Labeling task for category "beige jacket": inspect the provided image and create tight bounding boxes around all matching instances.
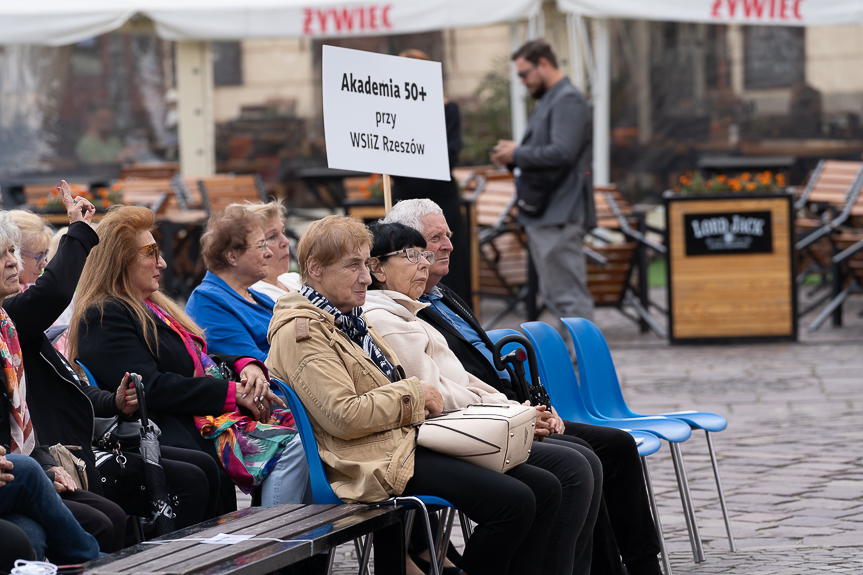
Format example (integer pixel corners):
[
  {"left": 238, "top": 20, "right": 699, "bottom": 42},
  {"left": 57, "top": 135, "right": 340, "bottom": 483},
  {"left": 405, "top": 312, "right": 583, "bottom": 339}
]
[
  {"left": 266, "top": 292, "right": 425, "bottom": 503},
  {"left": 364, "top": 290, "right": 511, "bottom": 411}
]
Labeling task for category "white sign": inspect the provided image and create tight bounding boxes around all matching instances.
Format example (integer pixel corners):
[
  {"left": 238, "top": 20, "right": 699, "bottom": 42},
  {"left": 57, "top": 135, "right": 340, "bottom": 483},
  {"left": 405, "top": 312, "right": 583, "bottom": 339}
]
[{"left": 322, "top": 45, "right": 450, "bottom": 181}]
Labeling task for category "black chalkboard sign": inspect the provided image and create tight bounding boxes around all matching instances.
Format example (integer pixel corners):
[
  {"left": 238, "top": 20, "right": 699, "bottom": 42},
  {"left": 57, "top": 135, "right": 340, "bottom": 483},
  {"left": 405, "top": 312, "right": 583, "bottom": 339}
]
[
  {"left": 684, "top": 210, "right": 773, "bottom": 256},
  {"left": 745, "top": 26, "right": 804, "bottom": 89}
]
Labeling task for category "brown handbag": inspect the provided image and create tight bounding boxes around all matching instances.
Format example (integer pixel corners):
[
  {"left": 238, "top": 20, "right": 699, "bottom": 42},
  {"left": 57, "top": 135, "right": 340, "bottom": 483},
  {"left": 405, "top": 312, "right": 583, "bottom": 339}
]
[{"left": 48, "top": 444, "right": 89, "bottom": 491}]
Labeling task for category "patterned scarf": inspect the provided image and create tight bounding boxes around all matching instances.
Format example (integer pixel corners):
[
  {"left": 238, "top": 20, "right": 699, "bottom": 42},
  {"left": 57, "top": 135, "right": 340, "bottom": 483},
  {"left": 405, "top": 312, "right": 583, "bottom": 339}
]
[
  {"left": 144, "top": 300, "right": 296, "bottom": 494},
  {"left": 1, "top": 308, "right": 34, "bottom": 455},
  {"left": 300, "top": 285, "right": 394, "bottom": 379}
]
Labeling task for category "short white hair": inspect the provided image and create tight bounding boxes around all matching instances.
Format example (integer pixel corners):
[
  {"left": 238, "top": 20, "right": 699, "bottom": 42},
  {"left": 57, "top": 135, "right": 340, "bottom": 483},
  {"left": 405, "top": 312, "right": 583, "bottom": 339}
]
[
  {"left": 0, "top": 211, "right": 24, "bottom": 269},
  {"left": 381, "top": 199, "right": 443, "bottom": 235}
]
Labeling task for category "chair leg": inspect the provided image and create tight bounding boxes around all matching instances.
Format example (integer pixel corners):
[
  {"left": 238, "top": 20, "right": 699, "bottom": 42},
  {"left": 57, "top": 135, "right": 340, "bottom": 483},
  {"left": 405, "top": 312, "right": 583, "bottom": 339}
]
[
  {"left": 669, "top": 442, "right": 705, "bottom": 563},
  {"left": 435, "top": 509, "right": 456, "bottom": 574},
  {"left": 641, "top": 457, "right": 672, "bottom": 575},
  {"left": 807, "top": 283, "right": 853, "bottom": 331},
  {"left": 356, "top": 533, "right": 374, "bottom": 575},
  {"left": 404, "top": 509, "right": 417, "bottom": 546},
  {"left": 459, "top": 511, "right": 473, "bottom": 541},
  {"left": 132, "top": 515, "right": 145, "bottom": 544},
  {"left": 394, "top": 497, "right": 442, "bottom": 575},
  {"left": 325, "top": 547, "right": 336, "bottom": 575},
  {"left": 705, "top": 431, "right": 736, "bottom": 552}
]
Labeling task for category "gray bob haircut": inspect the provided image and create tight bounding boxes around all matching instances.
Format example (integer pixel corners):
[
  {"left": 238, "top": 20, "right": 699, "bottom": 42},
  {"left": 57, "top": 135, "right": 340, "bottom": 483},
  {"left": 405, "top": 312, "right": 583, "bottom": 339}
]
[
  {"left": 381, "top": 199, "right": 443, "bottom": 235},
  {"left": 0, "top": 211, "right": 23, "bottom": 267}
]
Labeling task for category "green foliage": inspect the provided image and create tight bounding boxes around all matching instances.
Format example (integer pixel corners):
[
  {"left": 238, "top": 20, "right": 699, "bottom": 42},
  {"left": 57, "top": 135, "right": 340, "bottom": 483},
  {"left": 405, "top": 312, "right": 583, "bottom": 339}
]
[{"left": 460, "top": 58, "right": 513, "bottom": 166}]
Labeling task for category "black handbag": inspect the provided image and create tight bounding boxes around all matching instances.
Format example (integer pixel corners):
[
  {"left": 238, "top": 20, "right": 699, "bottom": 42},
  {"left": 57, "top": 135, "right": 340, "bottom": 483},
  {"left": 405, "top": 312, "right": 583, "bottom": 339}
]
[{"left": 515, "top": 167, "right": 570, "bottom": 218}]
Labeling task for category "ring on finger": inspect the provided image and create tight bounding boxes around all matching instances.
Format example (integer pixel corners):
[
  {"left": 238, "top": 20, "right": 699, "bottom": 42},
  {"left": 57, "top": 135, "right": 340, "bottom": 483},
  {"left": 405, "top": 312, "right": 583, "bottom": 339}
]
[{"left": 72, "top": 197, "right": 79, "bottom": 204}]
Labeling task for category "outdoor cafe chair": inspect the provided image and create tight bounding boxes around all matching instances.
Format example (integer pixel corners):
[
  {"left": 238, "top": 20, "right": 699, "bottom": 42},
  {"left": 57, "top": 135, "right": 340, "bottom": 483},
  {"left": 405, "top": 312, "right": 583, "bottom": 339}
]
[
  {"left": 272, "top": 378, "right": 460, "bottom": 575},
  {"left": 487, "top": 328, "right": 673, "bottom": 575},
  {"left": 519, "top": 320, "right": 706, "bottom": 564},
  {"left": 561, "top": 318, "right": 736, "bottom": 554}
]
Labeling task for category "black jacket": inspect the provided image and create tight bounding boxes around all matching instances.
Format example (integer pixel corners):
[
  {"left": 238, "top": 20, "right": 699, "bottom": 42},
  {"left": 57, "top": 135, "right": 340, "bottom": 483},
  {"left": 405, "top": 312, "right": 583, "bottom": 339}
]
[
  {"left": 76, "top": 298, "right": 244, "bottom": 462},
  {"left": 1, "top": 222, "right": 113, "bottom": 483},
  {"left": 417, "top": 284, "right": 521, "bottom": 402}
]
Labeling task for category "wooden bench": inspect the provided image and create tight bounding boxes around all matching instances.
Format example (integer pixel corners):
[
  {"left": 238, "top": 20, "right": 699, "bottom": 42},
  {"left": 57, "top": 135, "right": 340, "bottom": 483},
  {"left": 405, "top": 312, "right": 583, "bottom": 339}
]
[
  {"left": 196, "top": 174, "right": 268, "bottom": 217},
  {"left": 83, "top": 504, "right": 404, "bottom": 575}
]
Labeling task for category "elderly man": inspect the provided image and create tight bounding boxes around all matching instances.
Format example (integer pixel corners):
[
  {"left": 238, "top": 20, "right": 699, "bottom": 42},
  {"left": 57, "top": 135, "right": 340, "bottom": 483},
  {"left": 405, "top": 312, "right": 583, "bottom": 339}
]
[{"left": 383, "top": 198, "right": 663, "bottom": 575}]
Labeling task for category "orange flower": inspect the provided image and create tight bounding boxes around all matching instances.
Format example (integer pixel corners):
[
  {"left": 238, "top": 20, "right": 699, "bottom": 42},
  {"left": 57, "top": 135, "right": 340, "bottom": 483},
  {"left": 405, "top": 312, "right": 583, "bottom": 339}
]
[
  {"left": 717, "top": 174, "right": 727, "bottom": 182},
  {"left": 101, "top": 199, "right": 110, "bottom": 208},
  {"left": 747, "top": 182, "right": 756, "bottom": 191},
  {"left": 776, "top": 174, "right": 786, "bottom": 187},
  {"left": 741, "top": 172, "right": 751, "bottom": 181}
]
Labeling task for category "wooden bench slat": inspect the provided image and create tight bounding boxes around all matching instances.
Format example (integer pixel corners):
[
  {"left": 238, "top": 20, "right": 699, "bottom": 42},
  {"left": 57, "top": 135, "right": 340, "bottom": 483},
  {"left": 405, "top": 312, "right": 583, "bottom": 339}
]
[{"left": 87, "top": 505, "right": 317, "bottom": 573}]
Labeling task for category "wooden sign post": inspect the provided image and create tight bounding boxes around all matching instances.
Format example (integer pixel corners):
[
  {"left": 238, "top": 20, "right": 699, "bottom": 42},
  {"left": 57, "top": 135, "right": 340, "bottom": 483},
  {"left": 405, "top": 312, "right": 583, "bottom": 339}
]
[{"left": 321, "top": 45, "right": 450, "bottom": 215}]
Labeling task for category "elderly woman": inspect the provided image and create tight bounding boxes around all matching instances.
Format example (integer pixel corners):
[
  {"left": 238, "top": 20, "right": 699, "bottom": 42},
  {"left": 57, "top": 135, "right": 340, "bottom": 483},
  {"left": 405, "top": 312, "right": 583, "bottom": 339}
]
[
  {"left": 69, "top": 205, "right": 309, "bottom": 512},
  {"left": 8, "top": 210, "right": 53, "bottom": 291},
  {"left": 363, "top": 222, "right": 602, "bottom": 575},
  {"left": 266, "top": 215, "right": 562, "bottom": 575},
  {"left": 186, "top": 206, "right": 276, "bottom": 362},
  {"left": 243, "top": 200, "right": 302, "bottom": 301},
  {"left": 0, "top": 197, "right": 102, "bottom": 561}
]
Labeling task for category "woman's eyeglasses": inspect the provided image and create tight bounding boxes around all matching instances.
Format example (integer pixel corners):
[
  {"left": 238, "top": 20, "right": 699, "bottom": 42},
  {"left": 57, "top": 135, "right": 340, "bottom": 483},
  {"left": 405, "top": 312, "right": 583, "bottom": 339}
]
[
  {"left": 381, "top": 248, "right": 434, "bottom": 265},
  {"left": 139, "top": 243, "right": 161, "bottom": 260},
  {"left": 243, "top": 241, "right": 270, "bottom": 253},
  {"left": 21, "top": 250, "right": 50, "bottom": 265}
]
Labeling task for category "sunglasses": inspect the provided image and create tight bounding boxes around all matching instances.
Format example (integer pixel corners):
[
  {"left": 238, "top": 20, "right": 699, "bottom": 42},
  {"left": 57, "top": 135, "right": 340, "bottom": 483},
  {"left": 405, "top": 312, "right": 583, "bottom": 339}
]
[
  {"left": 139, "top": 242, "right": 161, "bottom": 260},
  {"left": 21, "top": 250, "right": 50, "bottom": 265},
  {"left": 516, "top": 65, "right": 536, "bottom": 80},
  {"left": 381, "top": 248, "right": 435, "bottom": 265}
]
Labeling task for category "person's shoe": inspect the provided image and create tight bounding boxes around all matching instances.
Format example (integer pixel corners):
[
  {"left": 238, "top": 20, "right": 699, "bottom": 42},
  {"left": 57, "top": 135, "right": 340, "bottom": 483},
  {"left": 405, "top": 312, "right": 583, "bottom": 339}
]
[{"left": 409, "top": 554, "right": 463, "bottom": 575}]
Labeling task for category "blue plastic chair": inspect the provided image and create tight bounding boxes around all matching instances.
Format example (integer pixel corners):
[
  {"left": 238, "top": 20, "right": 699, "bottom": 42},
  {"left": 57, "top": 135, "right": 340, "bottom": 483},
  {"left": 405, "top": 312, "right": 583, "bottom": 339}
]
[
  {"left": 520, "top": 321, "right": 706, "bottom": 565},
  {"left": 487, "top": 328, "right": 672, "bottom": 575},
  {"left": 272, "top": 378, "right": 457, "bottom": 575},
  {"left": 75, "top": 359, "right": 98, "bottom": 387},
  {"left": 562, "top": 317, "right": 736, "bottom": 553}
]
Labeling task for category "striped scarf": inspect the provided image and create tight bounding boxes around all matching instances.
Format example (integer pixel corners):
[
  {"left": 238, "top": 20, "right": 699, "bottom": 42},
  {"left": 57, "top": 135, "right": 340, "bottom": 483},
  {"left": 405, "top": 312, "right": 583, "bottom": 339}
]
[
  {"left": 1, "top": 308, "right": 34, "bottom": 455},
  {"left": 300, "top": 285, "right": 394, "bottom": 379},
  {"left": 145, "top": 300, "right": 296, "bottom": 494}
]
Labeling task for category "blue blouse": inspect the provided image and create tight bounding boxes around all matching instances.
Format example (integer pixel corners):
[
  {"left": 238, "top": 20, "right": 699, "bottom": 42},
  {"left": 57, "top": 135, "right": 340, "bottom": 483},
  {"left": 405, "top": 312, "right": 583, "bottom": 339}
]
[{"left": 185, "top": 271, "right": 275, "bottom": 362}]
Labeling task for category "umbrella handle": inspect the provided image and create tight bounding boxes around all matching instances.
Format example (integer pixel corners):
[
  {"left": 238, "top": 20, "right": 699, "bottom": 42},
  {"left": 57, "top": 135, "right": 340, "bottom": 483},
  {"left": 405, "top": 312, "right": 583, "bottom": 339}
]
[{"left": 130, "top": 373, "right": 149, "bottom": 428}]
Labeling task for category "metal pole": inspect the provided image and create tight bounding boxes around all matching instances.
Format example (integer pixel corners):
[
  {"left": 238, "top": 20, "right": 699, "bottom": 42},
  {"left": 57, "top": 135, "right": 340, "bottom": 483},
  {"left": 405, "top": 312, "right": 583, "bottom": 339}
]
[
  {"left": 510, "top": 22, "right": 528, "bottom": 143},
  {"left": 592, "top": 18, "right": 611, "bottom": 185}
]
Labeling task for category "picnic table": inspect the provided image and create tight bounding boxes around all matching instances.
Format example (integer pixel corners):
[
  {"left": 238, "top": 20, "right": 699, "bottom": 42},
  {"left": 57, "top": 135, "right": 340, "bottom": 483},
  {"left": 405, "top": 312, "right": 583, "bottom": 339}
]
[{"left": 84, "top": 503, "right": 405, "bottom": 575}]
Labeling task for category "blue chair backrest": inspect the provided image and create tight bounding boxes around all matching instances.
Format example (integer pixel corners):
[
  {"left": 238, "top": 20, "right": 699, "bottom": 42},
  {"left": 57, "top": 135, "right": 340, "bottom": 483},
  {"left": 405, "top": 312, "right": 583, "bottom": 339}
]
[
  {"left": 519, "top": 322, "right": 602, "bottom": 422},
  {"left": 562, "top": 318, "right": 637, "bottom": 420},
  {"left": 270, "top": 378, "right": 342, "bottom": 505},
  {"left": 75, "top": 359, "right": 98, "bottom": 387},
  {"left": 486, "top": 328, "right": 535, "bottom": 385}
]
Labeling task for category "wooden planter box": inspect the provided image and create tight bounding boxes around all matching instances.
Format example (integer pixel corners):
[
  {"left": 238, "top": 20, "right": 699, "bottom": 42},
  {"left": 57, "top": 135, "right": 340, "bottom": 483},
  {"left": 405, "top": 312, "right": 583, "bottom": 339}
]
[{"left": 665, "top": 192, "right": 797, "bottom": 344}]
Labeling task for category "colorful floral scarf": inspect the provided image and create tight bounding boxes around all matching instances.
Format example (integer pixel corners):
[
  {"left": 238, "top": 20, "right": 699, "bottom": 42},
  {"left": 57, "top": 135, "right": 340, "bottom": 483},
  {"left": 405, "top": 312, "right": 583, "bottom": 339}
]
[
  {"left": 1, "top": 308, "right": 34, "bottom": 455},
  {"left": 300, "top": 285, "right": 394, "bottom": 379},
  {"left": 145, "top": 300, "right": 296, "bottom": 494}
]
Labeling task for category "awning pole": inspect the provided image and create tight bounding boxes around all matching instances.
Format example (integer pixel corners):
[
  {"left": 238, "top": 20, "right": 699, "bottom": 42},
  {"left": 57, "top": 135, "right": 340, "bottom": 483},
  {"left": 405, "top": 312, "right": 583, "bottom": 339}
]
[
  {"left": 176, "top": 41, "right": 215, "bottom": 177},
  {"left": 592, "top": 18, "right": 610, "bottom": 186},
  {"left": 510, "top": 22, "right": 528, "bottom": 143}
]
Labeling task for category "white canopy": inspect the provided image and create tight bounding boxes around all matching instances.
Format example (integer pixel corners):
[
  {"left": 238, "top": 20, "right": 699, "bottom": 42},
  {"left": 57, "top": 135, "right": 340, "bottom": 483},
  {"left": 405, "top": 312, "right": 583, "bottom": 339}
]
[
  {"left": 556, "top": 0, "right": 863, "bottom": 26},
  {"left": 0, "top": 0, "right": 540, "bottom": 45}
]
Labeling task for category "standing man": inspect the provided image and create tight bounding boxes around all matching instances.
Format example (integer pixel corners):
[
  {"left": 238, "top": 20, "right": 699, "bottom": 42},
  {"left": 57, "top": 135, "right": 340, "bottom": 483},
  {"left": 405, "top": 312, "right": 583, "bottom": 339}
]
[
  {"left": 383, "top": 198, "right": 663, "bottom": 575},
  {"left": 492, "top": 39, "right": 596, "bottom": 322}
]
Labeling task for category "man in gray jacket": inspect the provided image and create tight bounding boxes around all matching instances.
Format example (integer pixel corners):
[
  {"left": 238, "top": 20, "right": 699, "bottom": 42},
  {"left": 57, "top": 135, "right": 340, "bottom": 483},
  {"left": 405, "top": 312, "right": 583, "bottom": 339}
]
[{"left": 493, "top": 39, "right": 597, "bottom": 321}]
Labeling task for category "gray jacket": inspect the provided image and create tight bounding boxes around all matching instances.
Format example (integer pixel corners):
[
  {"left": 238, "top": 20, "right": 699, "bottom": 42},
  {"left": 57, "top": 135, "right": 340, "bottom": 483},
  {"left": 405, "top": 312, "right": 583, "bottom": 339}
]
[{"left": 515, "top": 76, "right": 596, "bottom": 229}]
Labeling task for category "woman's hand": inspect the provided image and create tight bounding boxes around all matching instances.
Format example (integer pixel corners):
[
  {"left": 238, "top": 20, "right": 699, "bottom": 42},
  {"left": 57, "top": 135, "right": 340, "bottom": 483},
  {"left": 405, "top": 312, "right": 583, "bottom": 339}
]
[
  {"left": 550, "top": 406, "right": 566, "bottom": 435},
  {"left": 532, "top": 404, "right": 554, "bottom": 440},
  {"left": 115, "top": 372, "right": 139, "bottom": 415},
  {"left": 0, "top": 446, "right": 13, "bottom": 487},
  {"left": 58, "top": 180, "right": 95, "bottom": 226},
  {"left": 420, "top": 380, "right": 443, "bottom": 418},
  {"left": 49, "top": 466, "right": 77, "bottom": 493},
  {"left": 239, "top": 363, "right": 269, "bottom": 404}
]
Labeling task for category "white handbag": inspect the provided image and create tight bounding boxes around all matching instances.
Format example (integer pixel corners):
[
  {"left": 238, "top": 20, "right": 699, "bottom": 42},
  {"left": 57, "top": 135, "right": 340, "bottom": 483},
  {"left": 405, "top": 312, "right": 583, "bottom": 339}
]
[{"left": 416, "top": 404, "right": 536, "bottom": 473}]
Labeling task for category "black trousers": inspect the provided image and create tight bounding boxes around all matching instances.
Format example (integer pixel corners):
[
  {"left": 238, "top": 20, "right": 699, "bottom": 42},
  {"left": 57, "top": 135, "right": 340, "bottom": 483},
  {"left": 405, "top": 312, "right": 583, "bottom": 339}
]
[
  {"left": 528, "top": 438, "right": 602, "bottom": 575},
  {"left": 62, "top": 489, "right": 126, "bottom": 553},
  {"left": 403, "top": 446, "right": 561, "bottom": 575},
  {"left": 557, "top": 422, "right": 662, "bottom": 575},
  {"left": 102, "top": 445, "right": 220, "bottom": 530},
  {"left": 0, "top": 518, "right": 37, "bottom": 571}
]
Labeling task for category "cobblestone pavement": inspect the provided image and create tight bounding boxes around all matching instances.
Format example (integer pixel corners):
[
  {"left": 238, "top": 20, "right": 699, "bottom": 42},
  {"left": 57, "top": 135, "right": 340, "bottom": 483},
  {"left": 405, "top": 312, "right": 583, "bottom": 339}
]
[{"left": 253, "top": 288, "right": 863, "bottom": 574}]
